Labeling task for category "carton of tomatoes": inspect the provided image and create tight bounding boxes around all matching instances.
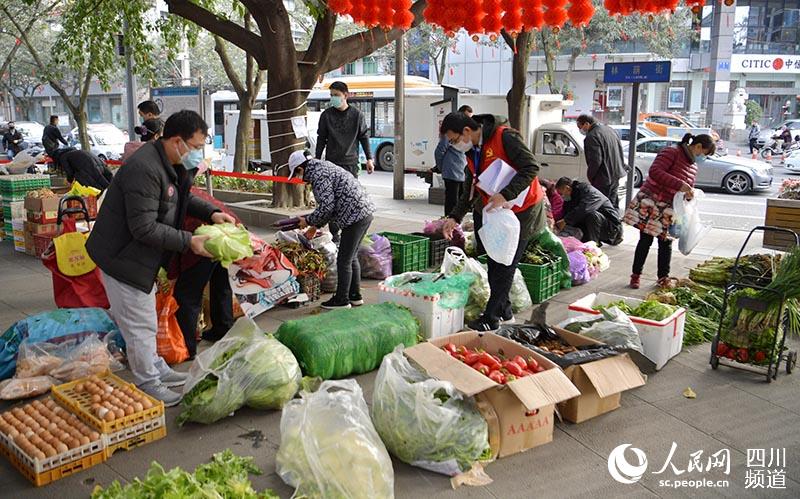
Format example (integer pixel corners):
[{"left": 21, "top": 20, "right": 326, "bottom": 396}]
[{"left": 405, "top": 331, "right": 580, "bottom": 458}]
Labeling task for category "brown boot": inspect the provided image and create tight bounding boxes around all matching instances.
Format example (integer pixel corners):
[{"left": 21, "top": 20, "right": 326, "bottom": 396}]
[{"left": 629, "top": 274, "right": 641, "bottom": 289}]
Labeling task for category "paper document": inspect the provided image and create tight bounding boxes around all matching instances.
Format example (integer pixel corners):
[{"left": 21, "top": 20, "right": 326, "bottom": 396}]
[
  {"left": 477, "top": 159, "right": 529, "bottom": 207},
  {"left": 291, "top": 116, "right": 308, "bottom": 138}
]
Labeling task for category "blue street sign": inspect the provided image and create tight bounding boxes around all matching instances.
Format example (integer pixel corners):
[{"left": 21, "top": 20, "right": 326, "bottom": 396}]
[
  {"left": 603, "top": 61, "right": 672, "bottom": 83},
  {"left": 718, "top": 61, "right": 730, "bottom": 71}
]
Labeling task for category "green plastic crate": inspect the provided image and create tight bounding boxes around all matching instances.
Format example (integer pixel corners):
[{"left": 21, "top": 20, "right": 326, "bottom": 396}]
[
  {"left": 478, "top": 254, "right": 562, "bottom": 304},
  {"left": 380, "top": 232, "right": 429, "bottom": 274},
  {"left": 0, "top": 175, "right": 50, "bottom": 196}
]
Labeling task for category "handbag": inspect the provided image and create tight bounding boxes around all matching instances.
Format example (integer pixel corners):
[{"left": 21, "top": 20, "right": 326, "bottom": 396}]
[{"left": 156, "top": 288, "right": 189, "bottom": 365}]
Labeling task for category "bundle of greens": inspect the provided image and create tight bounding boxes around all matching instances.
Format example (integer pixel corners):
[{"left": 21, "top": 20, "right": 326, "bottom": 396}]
[
  {"left": 92, "top": 450, "right": 278, "bottom": 498},
  {"left": 371, "top": 350, "right": 491, "bottom": 476},
  {"left": 592, "top": 300, "right": 633, "bottom": 315},
  {"left": 274, "top": 241, "right": 327, "bottom": 280},
  {"left": 689, "top": 254, "right": 779, "bottom": 287},
  {"left": 593, "top": 300, "right": 676, "bottom": 321},
  {"left": 522, "top": 243, "right": 559, "bottom": 266},
  {"left": 648, "top": 283, "right": 725, "bottom": 345},
  {"left": 178, "top": 318, "right": 301, "bottom": 426},
  {"left": 194, "top": 223, "right": 254, "bottom": 268}
]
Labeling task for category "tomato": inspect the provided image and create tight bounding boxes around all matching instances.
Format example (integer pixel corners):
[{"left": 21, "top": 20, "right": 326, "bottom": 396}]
[
  {"left": 463, "top": 352, "right": 481, "bottom": 365},
  {"left": 456, "top": 346, "right": 468, "bottom": 355},
  {"left": 443, "top": 343, "right": 457, "bottom": 354},
  {"left": 520, "top": 370, "right": 534, "bottom": 377},
  {"left": 738, "top": 348, "right": 749, "bottom": 363},
  {"left": 716, "top": 343, "right": 728, "bottom": 357},
  {"left": 472, "top": 362, "right": 490, "bottom": 376},
  {"left": 754, "top": 351, "right": 766, "bottom": 363},
  {"left": 479, "top": 352, "right": 501, "bottom": 370},
  {"left": 454, "top": 354, "right": 466, "bottom": 363},
  {"left": 526, "top": 356, "right": 540, "bottom": 372},
  {"left": 512, "top": 355, "right": 527, "bottom": 369},
  {"left": 488, "top": 370, "right": 506, "bottom": 384},
  {"left": 502, "top": 361, "right": 524, "bottom": 377}
]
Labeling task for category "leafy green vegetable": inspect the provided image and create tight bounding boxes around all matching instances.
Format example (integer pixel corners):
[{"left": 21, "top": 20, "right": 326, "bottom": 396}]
[
  {"left": 631, "top": 301, "right": 677, "bottom": 321},
  {"left": 592, "top": 300, "right": 633, "bottom": 315},
  {"left": 92, "top": 449, "right": 278, "bottom": 498},
  {"left": 371, "top": 350, "right": 490, "bottom": 475},
  {"left": 195, "top": 223, "right": 253, "bottom": 268}
]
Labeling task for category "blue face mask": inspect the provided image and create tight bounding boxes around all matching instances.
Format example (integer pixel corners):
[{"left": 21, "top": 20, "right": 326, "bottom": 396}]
[
  {"left": 695, "top": 154, "right": 707, "bottom": 163},
  {"left": 330, "top": 95, "right": 343, "bottom": 109},
  {"left": 181, "top": 146, "right": 204, "bottom": 170},
  {"left": 562, "top": 194, "right": 571, "bottom": 202}
]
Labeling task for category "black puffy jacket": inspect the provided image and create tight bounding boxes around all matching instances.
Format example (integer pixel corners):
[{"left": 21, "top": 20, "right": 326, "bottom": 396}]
[{"left": 86, "top": 141, "right": 218, "bottom": 292}]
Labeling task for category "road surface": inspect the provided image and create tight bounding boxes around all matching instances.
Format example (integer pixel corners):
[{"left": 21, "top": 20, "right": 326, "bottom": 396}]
[{"left": 360, "top": 162, "right": 798, "bottom": 232}]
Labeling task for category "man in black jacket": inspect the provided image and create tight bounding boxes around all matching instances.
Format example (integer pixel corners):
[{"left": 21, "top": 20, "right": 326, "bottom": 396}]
[
  {"left": 2, "top": 122, "right": 24, "bottom": 159},
  {"left": 42, "top": 115, "right": 68, "bottom": 156},
  {"left": 315, "top": 81, "right": 374, "bottom": 177},
  {"left": 577, "top": 114, "right": 626, "bottom": 208},
  {"left": 86, "top": 110, "right": 235, "bottom": 406},
  {"left": 52, "top": 149, "right": 114, "bottom": 191},
  {"left": 555, "top": 177, "right": 623, "bottom": 246}
]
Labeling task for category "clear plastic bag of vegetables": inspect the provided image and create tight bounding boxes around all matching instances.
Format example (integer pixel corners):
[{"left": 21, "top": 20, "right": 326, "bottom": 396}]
[
  {"left": 510, "top": 269, "right": 532, "bottom": 313},
  {"left": 371, "top": 349, "right": 491, "bottom": 477},
  {"left": 559, "top": 307, "right": 644, "bottom": 354},
  {"left": 276, "top": 379, "right": 395, "bottom": 499},
  {"left": 194, "top": 223, "right": 254, "bottom": 268},
  {"left": 441, "top": 247, "right": 490, "bottom": 322},
  {"left": 178, "top": 317, "right": 301, "bottom": 426}
]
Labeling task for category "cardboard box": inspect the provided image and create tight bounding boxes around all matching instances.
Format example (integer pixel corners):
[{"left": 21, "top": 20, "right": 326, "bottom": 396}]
[
  {"left": 24, "top": 221, "right": 58, "bottom": 236},
  {"left": 567, "top": 292, "right": 686, "bottom": 371},
  {"left": 405, "top": 331, "right": 580, "bottom": 458},
  {"left": 25, "top": 195, "right": 60, "bottom": 224},
  {"left": 550, "top": 328, "right": 646, "bottom": 423}
]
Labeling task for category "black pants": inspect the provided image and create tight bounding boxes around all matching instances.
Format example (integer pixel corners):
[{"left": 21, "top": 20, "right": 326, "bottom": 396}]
[
  {"left": 597, "top": 182, "right": 619, "bottom": 209},
  {"left": 749, "top": 138, "right": 758, "bottom": 154},
  {"left": 632, "top": 231, "right": 673, "bottom": 279},
  {"left": 443, "top": 178, "right": 463, "bottom": 217},
  {"left": 580, "top": 212, "right": 623, "bottom": 246},
  {"left": 334, "top": 215, "right": 373, "bottom": 301},
  {"left": 173, "top": 259, "right": 234, "bottom": 356}
]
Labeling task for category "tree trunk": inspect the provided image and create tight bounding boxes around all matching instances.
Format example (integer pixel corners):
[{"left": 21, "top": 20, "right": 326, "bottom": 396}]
[
  {"left": 73, "top": 107, "right": 90, "bottom": 152},
  {"left": 233, "top": 98, "right": 253, "bottom": 172},
  {"left": 268, "top": 69, "right": 309, "bottom": 208},
  {"left": 505, "top": 31, "right": 533, "bottom": 136},
  {"left": 561, "top": 48, "right": 580, "bottom": 97},
  {"left": 541, "top": 31, "right": 559, "bottom": 94},
  {"left": 436, "top": 46, "right": 448, "bottom": 84}
]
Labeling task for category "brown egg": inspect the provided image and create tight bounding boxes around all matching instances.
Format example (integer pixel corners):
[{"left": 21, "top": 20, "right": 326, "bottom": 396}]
[
  {"left": 23, "top": 429, "right": 35, "bottom": 440},
  {"left": 112, "top": 408, "right": 124, "bottom": 419},
  {"left": 67, "top": 438, "right": 80, "bottom": 449},
  {"left": 130, "top": 402, "right": 143, "bottom": 412},
  {"left": 78, "top": 435, "right": 90, "bottom": 446},
  {"left": 122, "top": 405, "right": 134, "bottom": 416},
  {"left": 91, "top": 403, "right": 101, "bottom": 413},
  {"left": 42, "top": 445, "right": 57, "bottom": 458},
  {"left": 74, "top": 382, "right": 85, "bottom": 393},
  {"left": 55, "top": 442, "right": 68, "bottom": 453},
  {"left": 141, "top": 399, "right": 153, "bottom": 410},
  {"left": 22, "top": 405, "right": 35, "bottom": 415},
  {"left": 103, "top": 411, "right": 115, "bottom": 422},
  {"left": 89, "top": 431, "right": 100, "bottom": 441},
  {"left": 0, "top": 421, "right": 10, "bottom": 434},
  {"left": 7, "top": 426, "right": 19, "bottom": 439},
  {"left": 91, "top": 394, "right": 102, "bottom": 403},
  {"left": 44, "top": 399, "right": 56, "bottom": 409}
]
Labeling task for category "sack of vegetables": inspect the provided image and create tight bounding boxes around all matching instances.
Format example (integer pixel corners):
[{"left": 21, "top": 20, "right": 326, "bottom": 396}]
[
  {"left": 275, "top": 302, "right": 418, "bottom": 379},
  {"left": 371, "top": 349, "right": 491, "bottom": 476},
  {"left": 178, "top": 317, "right": 301, "bottom": 425},
  {"left": 276, "top": 379, "right": 395, "bottom": 499}
]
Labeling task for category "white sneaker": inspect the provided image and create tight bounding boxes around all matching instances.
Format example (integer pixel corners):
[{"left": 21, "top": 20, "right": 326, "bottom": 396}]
[
  {"left": 501, "top": 314, "right": 516, "bottom": 325},
  {"left": 160, "top": 369, "right": 189, "bottom": 388},
  {"left": 140, "top": 381, "right": 182, "bottom": 407}
]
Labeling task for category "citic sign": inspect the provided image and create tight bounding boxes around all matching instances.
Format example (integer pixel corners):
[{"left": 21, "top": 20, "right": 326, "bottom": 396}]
[{"left": 731, "top": 55, "right": 800, "bottom": 73}]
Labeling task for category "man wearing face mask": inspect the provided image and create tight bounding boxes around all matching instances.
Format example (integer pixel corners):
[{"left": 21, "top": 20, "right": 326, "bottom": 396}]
[
  {"left": 554, "top": 177, "right": 622, "bottom": 246},
  {"left": 576, "top": 114, "right": 626, "bottom": 208},
  {"left": 2, "top": 122, "right": 24, "bottom": 160},
  {"left": 315, "top": 81, "right": 374, "bottom": 177},
  {"left": 86, "top": 110, "right": 236, "bottom": 406}
]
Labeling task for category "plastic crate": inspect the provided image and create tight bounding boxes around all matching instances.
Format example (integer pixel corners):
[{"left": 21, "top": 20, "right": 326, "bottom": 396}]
[
  {"left": 0, "top": 174, "right": 51, "bottom": 196},
  {"left": 380, "top": 232, "right": 429, "bottom": 274},
  {"left": 51, "top": 373, "right": 165, "bottom": 434},
  {"left": 412, "top": 232, "right": 448, "bottom": 269},
  {"left": 378, "top": 279, "right": 465, "bottom": 339},
  {"left": 2, "top": 200, "right": 25, "bottom": 220},
  {"left": 477, "top": 255, "right": 562, "bottom": 304},
  {"left": 103, "top": 415, "right": 166, "bottom": 459},
  {"left": 0, "top": 421, "right": 104, "bottom": 487},
  {"left": 297, "top": 274, "right": 321, "bottom": 302}
]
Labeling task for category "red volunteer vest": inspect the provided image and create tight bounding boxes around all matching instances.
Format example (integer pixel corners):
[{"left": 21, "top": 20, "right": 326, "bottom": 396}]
[{"left": 466, "top": 126, "right": 543, "bottom": 213}]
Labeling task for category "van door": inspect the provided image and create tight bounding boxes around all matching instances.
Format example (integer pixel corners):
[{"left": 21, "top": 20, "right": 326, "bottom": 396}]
[{"left": 534, "top": 129, "right": 583, "bottom": 181}]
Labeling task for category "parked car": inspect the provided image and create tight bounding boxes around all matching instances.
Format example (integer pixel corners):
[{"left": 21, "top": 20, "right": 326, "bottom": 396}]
[
  {"left": 756, "top": 119, "right": 800, "bottom": 148},
  {"left": 609, "top": 124, "right": 657, "bottom": 144},
  {"left": 69, "top": 123, "right": 126, "bottom": 161},
  {"left": 784, "top": 149, "right": 800, "bottom": 173},
  {"left": 623, "top": 136, "right": 772, "bottom": 195}
]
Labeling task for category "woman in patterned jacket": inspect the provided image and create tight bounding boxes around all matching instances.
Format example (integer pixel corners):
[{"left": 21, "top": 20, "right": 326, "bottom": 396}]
[{"left": 288, "top": 150, "right": 376, "bottom": 309}]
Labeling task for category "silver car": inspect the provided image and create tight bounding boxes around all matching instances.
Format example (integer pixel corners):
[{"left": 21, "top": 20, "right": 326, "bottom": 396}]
[{"left": 623, "top": 137, "right": 773, "bottom": 194}]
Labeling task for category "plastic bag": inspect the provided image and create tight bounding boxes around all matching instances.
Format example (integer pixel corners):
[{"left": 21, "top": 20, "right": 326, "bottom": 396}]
[
  {"left": 478, "top": 207, "right": 519, "bottom": 266},
  {"left": 275, "top": 303, "right": 418, "bottom": 380},
  {"left": 178, "top": 317, "right": 301, "bottom": 425},
  {"left": 424, "top": 219, "right": 465, "bottom": 249},
  {"left": 68, "top": 181, "right": 101, "bottom": 197},
  {"left": 16, "top": 333, "right": 123, "bottom": 381},
  {"left": 358, "top": 233, "right": 393, "bottom": 280},
  {"left": 156, "top": 290, "right": 189, "bottom": 365},
  {"left": 534, "top": 228, "right": 572, "bottom": 289},
  {"left": 568, "top": 251, "right": 592, "bottom": 285},
  {"left": 559, "top": 307, "right": 644, "bottom": 354},
  {"left": 385, "top": 272, "right": 475, "bottom": 309},
  {"left": 464, "top": 231, "right": 477, "bottom": 257},
  {"left": 510, "top": 269, "right": 532, "bottom": 313},
  {"left": 276, "top": 379, "right": 395, "bottom": 499},
  {"left": 371, "top": 349, "right": 490, "bottom": 476},
  {"left": 229, "top": 239, "right": 300, "bottom": 319},
  {"left": 560, "top": 236, "right": 585, "bottom": 253},
  {"left": 495, "top": 324, "right": 620, "bottom": 368},
  {"left": 441, "top": 247, "right": 490, "bottom": 322},
  {"left": 673, "top": 190, "right": 711, "bottom": 256},
  {"left": 0, "top": 376, "right": 57, "bottom": 400}
]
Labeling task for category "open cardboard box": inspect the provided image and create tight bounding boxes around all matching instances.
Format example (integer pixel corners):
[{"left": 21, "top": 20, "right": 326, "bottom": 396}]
[
  {"left": 550, "top": 327, "right": 646, "bottom": 423},
  {"left": 405, "top": 331, "right": 580, "bottom": 459}
]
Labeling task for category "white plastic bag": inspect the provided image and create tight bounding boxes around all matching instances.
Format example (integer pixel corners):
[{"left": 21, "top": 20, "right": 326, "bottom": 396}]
[
  {"left": 276, "top": 379, "right": 395, "bottom": 499},
  {"left": 441, "top": 247, "right": 490, "bottom": 322},
  {"left": 478, "top": 207, "right": 519, "bottom": 266},
  {"left": 559, "top": 307, "right": 644, "bottom": 353},
  {"left": 672, "top": 190, "right": 711, "bottom": 256}
]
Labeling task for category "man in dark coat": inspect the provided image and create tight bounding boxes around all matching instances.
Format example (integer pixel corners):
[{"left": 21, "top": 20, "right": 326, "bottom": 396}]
[
  {"left": 86, "top": 110, "right": 235, "bottom": 406},
  {"left": 556, "top": 177, "right": 623, "bottom": 246},
  {"left": 2, "top": 122, "right": 24, "bottom": 159},
  {"left": 577, "top": 114, "right": 626, "bottom": 208},
  {"left": 52, "top": 149, "right": 114, "bottom": 191}
]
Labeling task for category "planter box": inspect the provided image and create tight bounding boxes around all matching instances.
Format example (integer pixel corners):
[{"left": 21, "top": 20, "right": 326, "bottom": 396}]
[
  {"left": 764, "top": 199, "right": 800, "bottom": 251},
  {"left": 210, "top": 189, "right": 271, "bottom": 204}
]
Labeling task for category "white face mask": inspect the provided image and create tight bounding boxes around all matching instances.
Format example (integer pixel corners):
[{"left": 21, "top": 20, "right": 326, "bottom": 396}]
[{"left": 451, "top": 133, "right": 473, "bottom": 153}]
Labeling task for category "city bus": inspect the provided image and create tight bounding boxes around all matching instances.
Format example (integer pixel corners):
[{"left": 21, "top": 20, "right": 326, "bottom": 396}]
[{"left": 207, "top": 75, "right": 441, "bottom": 171}]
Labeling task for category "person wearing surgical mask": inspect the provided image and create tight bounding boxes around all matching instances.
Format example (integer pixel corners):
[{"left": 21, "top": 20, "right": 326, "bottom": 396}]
[
  {"left": 86, "top": 110, "right": 235, "bottom": 407},
  {"left": 624, "top": 133, "right": 716, "bottom": 290}
]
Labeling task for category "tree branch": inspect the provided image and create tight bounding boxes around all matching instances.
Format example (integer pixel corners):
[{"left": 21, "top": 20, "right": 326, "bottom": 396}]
[
  {"left": 251, "top": 69, "right": 265, "bottom": 106},
  {"left": 213, "top": 36, "right": 245, "bottom": 97},
  {"left": 166, "top": 0, "right": 265, "bottom": 66},
  {"left": 302, "top": 9, "right": 335, "bottom": 65},
  {"left": 318, "top": 0, "right": 427, "bottom": 74}
]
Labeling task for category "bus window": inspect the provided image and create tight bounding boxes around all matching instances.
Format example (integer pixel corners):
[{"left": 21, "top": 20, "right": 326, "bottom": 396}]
[{"left": 374, "top": 100, "right": 394, "bottom": 138}]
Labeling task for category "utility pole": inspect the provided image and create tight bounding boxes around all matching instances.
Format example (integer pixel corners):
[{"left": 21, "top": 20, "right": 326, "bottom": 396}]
[
  {"left": 122, "top": 21, "right": 136, "bottom": 139},
  {"left": 179, "top": 33, "right": 191, "bottom": 86},
  {"left": 393, "top": 35, "right": 405, "bottom": 200},
  {"left": 705, "top": 2, "right": 736, "bottom": 131}
]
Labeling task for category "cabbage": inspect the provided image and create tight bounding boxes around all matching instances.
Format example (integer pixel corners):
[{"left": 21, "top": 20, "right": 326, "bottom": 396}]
[
  {"left": 178, "top": 318, "right": 301, "bottom": 426},
  {"left": 276, "top": 380, "right": 394, "bottom": 499},
  {"left": 194, "top": 223, "right": 253, "bottom": 268},
  {"left": 371, "top": 350, "right": 490, "bottom": 476}
]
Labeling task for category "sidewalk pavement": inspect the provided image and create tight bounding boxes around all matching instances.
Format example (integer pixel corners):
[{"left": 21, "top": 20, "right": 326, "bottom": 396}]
[{"left": 1, "top": 193, "right": 798, "bottom": 498}]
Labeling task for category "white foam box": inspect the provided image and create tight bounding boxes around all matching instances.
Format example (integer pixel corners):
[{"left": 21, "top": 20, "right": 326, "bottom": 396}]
[
  {"left": 567, "top": 292, "right": 686, "bottom": 371},
  {"left": 377, "top": 278, "right": 465, "bottom": 340}
]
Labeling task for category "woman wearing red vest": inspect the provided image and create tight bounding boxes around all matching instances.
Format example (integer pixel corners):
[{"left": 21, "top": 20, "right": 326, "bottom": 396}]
[{"left": 441, "top": 112, "right": 546, "bottom": 331}]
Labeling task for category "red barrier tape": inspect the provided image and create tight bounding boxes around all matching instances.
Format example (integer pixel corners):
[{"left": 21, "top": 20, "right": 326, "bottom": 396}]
[{"left": 209, "top": 169, "right": 304, "bottom": 184}]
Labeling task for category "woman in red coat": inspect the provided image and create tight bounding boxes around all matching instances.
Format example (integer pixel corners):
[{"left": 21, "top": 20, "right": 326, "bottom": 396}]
[{"left": 624, "top": 133, "right": 716, "bottom": 289}]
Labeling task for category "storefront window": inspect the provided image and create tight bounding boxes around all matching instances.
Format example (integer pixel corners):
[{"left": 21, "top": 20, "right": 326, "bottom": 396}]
[{"left": 733, "top": 1, "right": 800, "bottom": 54}]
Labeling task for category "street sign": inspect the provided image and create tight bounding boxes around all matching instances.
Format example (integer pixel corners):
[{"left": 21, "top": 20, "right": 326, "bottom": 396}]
[
  {"left": 151, "top": 86, "right": 203, "bottom": 119},
  {"left": 603, "top": 61, "right": 672, "bottom": 83}
]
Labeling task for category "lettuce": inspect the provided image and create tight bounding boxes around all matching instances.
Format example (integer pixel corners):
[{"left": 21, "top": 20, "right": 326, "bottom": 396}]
[{"left": 194, "top": 223, "right": 253, "bottom": 268}]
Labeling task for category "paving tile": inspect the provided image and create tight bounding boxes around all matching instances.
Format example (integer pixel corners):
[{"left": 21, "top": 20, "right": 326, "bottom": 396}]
[{"left": 0, "top": 462, "right": 127, "bottom": 499}]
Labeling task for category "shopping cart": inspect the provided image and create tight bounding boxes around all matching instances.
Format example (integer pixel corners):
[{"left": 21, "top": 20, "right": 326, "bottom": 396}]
[{"left": 710, "top": 226, "right": 799, "bottom": 382}]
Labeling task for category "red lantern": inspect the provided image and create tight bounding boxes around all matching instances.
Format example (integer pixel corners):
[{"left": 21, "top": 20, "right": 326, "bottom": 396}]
[
  {"left": 482, "top": 0, "right": 503, "bottom": 37},
  {"left": 604, "top": 0, "right": 621, "bottom": 16},
  {"left": 327, "top": 0, "right": 353, "bottom": 16},
  {"left": 392, "top": 0, "right": 415, "bottom": 31},
  {"left": 542, "top": 0, "right": 568, "bottom": 29},
  {"left": 363, "top": 4, "right": 380, "bottom": 26},
  {"left": 377, "top": 3, "right": 395, "bottom": 29},
  {"left": 567, "top": 0, "right": 594, "bottom": 27},
  {"left": 464, "top": 0, "right": 486, "bottom": 38},
  {"left": 349, "top": 0, "right": 365, "bottom": 24},
  {"left": 522, "top": 0, "right": 545, "bottom": 30},
  {"left": 501, "top": 0, "right": 524, "bottom": 34},
  {"left": 617, "top": 0, "right": 635, "bottom": 15}
]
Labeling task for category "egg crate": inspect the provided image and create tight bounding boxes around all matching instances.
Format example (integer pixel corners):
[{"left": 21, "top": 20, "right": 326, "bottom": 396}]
[
  {"left": 103, "top": 414, "right": 167, "bottom": 459},
  {"left": 52, "top": 372, "right": 165, "bottom": 434},
  {"left": 0, "top": 427, "right": 104, "bottom": 487}
]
